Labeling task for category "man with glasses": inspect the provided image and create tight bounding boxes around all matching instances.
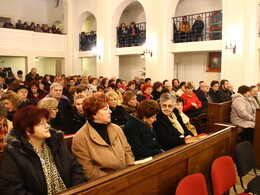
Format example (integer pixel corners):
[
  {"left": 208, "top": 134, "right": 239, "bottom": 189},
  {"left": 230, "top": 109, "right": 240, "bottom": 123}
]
[{"left": 196, "top": 81, "right": 213, "bottom": 113}]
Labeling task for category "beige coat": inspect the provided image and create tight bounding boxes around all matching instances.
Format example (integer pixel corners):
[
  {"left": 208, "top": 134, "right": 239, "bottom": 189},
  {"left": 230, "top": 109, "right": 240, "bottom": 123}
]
[{"left": 72, "top": 121, "right": 134, "bottom": 180}]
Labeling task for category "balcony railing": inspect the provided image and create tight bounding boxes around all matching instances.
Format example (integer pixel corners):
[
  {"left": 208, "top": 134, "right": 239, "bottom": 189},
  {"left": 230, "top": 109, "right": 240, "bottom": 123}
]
[
  {"left": 172, "top": 10, "right": 222, "bottom": 43},
  {"left": 116, "top": 22, "right": 146, "bottom": 48},
  {"left": 79, "top": 31, "right": 96, "bottom": 51}
]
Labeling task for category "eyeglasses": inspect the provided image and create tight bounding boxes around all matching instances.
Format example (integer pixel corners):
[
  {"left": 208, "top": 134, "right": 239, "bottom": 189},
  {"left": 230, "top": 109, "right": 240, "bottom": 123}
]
[
  {"left": 38, "top": 121, "right": 50, "bottom": 127},
  {"left": 161, "top": 104, "right": 174, "bottom": 109}
]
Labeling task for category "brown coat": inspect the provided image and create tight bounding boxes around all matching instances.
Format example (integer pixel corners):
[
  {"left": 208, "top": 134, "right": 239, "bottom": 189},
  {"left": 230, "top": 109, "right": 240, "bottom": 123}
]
[{"left": 72, "top": 121, "right": 134, "bottom": 180}]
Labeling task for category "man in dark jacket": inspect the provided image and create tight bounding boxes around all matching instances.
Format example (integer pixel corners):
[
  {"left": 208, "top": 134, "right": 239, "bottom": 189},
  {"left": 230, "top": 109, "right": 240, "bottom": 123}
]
[
  {"left": 196, "top": 81, "right": 213, "bottom": 113},
  {"left": 25, "top": 67, "right": 40, "bottom": 83},
  {"left": 218, "top": 79, "right": 232, "bottom": 102},
  {"left": 192, "top": 15, "right": 204, "bottom": 41}
]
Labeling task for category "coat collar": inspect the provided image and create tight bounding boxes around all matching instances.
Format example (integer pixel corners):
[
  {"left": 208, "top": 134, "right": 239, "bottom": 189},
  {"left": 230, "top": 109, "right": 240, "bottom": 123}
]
[{"left": 86, "top": 121, "right": 118, "bottom": 146}]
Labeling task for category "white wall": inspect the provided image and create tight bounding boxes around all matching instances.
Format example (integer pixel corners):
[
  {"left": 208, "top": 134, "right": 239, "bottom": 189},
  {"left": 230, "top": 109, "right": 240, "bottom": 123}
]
[
  {"left": 82, "top": 14, "right": 96, "bottom": 32},
  {"left": 35, "top": 57, "right": 59, "bottom": 76},
  {"left": 0, "top": 56, "right": 26, "bottom": 77},
  {"left": 119, "top": 2, "right": 146, "bottom": 26},
  {"left": 0, "top": 0, "right": 63, "bottom": 27},
  {"left": 119, "top": 55, "right": 146, "bottom": 81},
  {"left": 82, "top": 57, "right": 96, "bottom": 77},
  {"left": 175, "top": 0, "right": 222, "bottom": 16},
  {"left": 174, "top": 52, "right": 221, "bottom": 88}
]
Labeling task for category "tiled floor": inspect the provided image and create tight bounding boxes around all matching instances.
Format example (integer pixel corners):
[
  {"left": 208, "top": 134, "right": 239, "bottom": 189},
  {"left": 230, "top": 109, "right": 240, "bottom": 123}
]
[{"left": 229, "top": 169, "right": 260, "bottom": 195}]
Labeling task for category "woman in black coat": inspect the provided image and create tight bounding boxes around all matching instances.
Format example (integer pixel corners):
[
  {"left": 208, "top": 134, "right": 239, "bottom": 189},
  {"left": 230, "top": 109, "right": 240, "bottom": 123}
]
[
  {"left": 60, "top": 94, "right": 86, "bottom": 134},
  {"left": 153, "top": 93, "right": 193, "bottom": 151},
  {"left": 0, "top": 106, "right": 85, "bottom": 194},
  {"left": 123, "top": 99, "right": 163, "bottom": 160}
]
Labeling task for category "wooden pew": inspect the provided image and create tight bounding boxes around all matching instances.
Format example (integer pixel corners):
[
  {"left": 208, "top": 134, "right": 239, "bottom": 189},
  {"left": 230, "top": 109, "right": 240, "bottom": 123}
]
[
  {"left": 208, "top": 101, "right": 232, "bottom": 124},
  {"left": 58, "top": 124, "right": 235, "bottom": 195},
  {"left": 254, "top": 108, "right": 260, "bottom": 168}
]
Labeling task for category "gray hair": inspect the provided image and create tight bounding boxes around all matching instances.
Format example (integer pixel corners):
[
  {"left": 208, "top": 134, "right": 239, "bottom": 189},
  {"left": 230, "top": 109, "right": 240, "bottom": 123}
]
[
  {"left": 50, "top": 82, "right": 63, "bottom": 90},
  {"left": 159, "top": 93, "right": 176, "bottom": 104}
]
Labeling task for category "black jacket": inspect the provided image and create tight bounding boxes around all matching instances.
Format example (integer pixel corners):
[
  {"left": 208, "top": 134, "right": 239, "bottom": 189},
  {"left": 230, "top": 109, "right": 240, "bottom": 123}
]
[
  {"left": 60, "top": 106, "right": 86, "bottom": 134},
  {"left": 123, "top": 115, "right": 163, "bottom": 160},
  {"left": 110, "top": 105, "right": 127, "bottom": 126},
  {"left": 209, "top": 88, "right": 221, "bottom": 103},
  {"left": 151, "top": 90, "right": 161, "bottom": 101},
  {"left": 195, "top": 88, "right": 210, "bottom": 113},
  {"left": 153, "top": 111, "right": 191, "bottom": 151},
  {"left": 0, "top": 128, "right": 85, "bottom": 195}
]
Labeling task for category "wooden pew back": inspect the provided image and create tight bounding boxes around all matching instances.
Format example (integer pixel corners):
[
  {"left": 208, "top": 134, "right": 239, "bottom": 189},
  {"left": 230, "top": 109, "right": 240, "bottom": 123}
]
[
  {"left": 208, "top": 101, "right": 232, "bottom": 124},
  {"left": 58, "top": 124, "right": 235, "bottom": 195}
]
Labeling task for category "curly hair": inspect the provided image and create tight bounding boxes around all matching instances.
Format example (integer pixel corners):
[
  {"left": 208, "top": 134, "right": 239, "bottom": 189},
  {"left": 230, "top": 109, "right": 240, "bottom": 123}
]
[
  {"left": 83, "top": 92, "right": 109, "bottom": 121},
  {"left": 135, "top": 99, "right": 160, "bottom": 120},
  {"left": 1, "top": 90, "right": 23, "bottom": 109}
]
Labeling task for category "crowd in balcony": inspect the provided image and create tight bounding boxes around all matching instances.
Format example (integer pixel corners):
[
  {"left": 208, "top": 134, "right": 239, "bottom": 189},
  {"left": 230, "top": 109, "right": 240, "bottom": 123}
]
[
  {"left": 117, "top": 21, "right": 145, "bottom": 47},
  {"left": 79, "top": 30, "right": 96, "bottom": 51},
  {"left": 2, "top": 19, "right": 62, "bottom": 34}
]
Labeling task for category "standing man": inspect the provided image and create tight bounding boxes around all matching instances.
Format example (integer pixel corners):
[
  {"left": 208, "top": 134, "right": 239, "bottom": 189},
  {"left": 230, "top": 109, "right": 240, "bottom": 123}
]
[{"left": 25, "top": 67, "right": 39, "bottom": 83}]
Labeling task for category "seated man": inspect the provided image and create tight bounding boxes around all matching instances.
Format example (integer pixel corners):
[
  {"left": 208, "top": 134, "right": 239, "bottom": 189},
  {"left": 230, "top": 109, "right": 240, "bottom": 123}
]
[
  {"left": 192, "top": 15, "right": 204, "bottom": 41},
  {"left": 218, "top": 79, "right": 232, "bottom": 102},
  {"left": 3, "top": 19, "right": 14, "bottom": 29},
  {"left": 195, "top": 81, "right": 213, "bottom": 113}
]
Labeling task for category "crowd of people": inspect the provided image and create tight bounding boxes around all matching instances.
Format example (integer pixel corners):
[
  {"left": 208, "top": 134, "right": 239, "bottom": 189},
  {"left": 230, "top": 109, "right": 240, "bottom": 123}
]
[
  {"left": 0, "top": 67, "right": 258, "bottom": 193},
  {"left": 117, "top": 22, "right": 145, "bottom": 47},
  {"left": 79, "top": 30, "right": 97, "bottom": 51},
  {"left": 2, "top": 19, "right": 62, "bottom": 34}
]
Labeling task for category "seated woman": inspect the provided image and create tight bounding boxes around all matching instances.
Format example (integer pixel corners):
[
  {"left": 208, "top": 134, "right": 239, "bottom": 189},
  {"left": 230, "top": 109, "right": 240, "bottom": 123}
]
[
  {"left": 180, "top": 82, "right": 202, "bottom": 117},
  {"left": 0, "top": 102, "right": 13, "bottom": 152},
  {"left": 174, "top": 97, "right": 197, "bottom": 136},
  {"left": 28, "top": 80, "right": 46, "bottom": 104},
  {"left": 60, "top": 94, "right": 86, "bottom": 134},
  {"left": 137, "top": 83, "right": 153, "bottom": 102},
  {"left": 231, "top": 85, "right": 255, "bottom": 144},
  {"left": 176, "top": 82, "right": 186, "bottom": 97},
  {"left": 106, "top": 91, "right": 127, "bottom": 126},
  {"left": 151, "top": 81, "right": 163, "bottom": 101},
  {"left": 1, "top": 90, "right": 23, "bottom": 121},
  {"left": 153, "top": 93, "right": 193, "bottom": 151},
  {"left": 209, "top": 80, "right": 221, "bottom": 103},
  {"left": 72, "top": 92, "right": 134, "bottom": 181},
  {"left": 123, "top": 99, "right": 163, "bottom": 160},
  {"left": 122, "top": 91, "right": 138, "bottom": 115},
  {"left": 0, "top": 106, "right": 85, "bottom": 194},
  {"left": 37, "top": 97, "right": 59, "bottom": 129}
]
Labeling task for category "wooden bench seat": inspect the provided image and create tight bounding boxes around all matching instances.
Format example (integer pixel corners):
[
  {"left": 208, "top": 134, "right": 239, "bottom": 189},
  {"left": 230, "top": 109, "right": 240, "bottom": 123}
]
[{"left": 58, "top": 124, "right": 235, "bottom": 195}]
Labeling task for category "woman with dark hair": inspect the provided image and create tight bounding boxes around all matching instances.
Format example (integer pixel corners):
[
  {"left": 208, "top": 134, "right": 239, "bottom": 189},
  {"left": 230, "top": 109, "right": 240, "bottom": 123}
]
[
  {"left": 42, "top": 74, "right": 52, "bottom": 92},
  {"left": 209, "top": 80, "right": 221, "bottom": 103},
  {"left": 231, "top": 85, "right": 255, "bottom": 144},
  {"left": 153, "top": 93, "right": 193, "bottom": 151},
  {"left": 176, "top": 81, "right": 186, "bottom": 97},
  {"left": 123, "top": 99, "right": 163, "bottom": 160},
  {"left": 0, "top": 106, "right": 85, "bottom": 194},
  {"left": 122, "top": 91, "right": 138, "bottom": 115},
  {"left": 100, "top": 77, "right": 108, "bottom": 90},
  {"left": 72, "top": 92, "right": 134, "bottom": 181},
  {"left": 172, "top": 79, "right": 180, "bottom": 92},
  {"left": 28, "top": 80, "right": 46, "bottom": 104},
  {"left": 151, "top": 81, "right": 163, "bottom": 101}
]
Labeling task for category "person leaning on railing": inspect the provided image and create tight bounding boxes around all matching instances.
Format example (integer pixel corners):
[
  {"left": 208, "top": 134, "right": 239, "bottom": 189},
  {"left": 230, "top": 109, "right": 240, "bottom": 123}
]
[{"left": 179, "top": 16, "right": 191, "bottom": 42}]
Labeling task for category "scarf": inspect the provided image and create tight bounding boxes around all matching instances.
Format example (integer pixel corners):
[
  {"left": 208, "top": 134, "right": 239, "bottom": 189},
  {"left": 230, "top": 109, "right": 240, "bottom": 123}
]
[
  {"left": 33, "top": 142, "right": 67, "bottom": 195},
  {"left": 167, "top": 112, "right": 184, "bottom": 135}
]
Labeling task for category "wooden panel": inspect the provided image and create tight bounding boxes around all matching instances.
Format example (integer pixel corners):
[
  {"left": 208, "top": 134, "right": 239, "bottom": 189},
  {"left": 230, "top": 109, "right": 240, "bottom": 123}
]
[
  {"left": 57, "top": 125, "right": 235, "bottom": 195},
  {"left": 208, "top": 101, "right": 232, "bottom": 124},
  {"left": 254, "top": 108, "right": 260, "bottom": 168}
]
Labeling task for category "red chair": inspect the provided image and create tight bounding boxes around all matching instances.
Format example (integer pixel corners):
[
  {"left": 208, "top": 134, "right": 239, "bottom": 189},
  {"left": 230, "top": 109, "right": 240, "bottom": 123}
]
[
  {"left": 211, "top": 156, "right": 249, "bottom": 195},
  {"left": 175, "top": 173, "right": 208, "bottom": 195}
]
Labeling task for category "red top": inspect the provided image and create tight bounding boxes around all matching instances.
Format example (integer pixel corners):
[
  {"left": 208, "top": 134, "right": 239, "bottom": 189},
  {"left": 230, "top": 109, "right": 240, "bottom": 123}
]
[{"left": 180, "top": 92, "right": 202, "bottom": 113}]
